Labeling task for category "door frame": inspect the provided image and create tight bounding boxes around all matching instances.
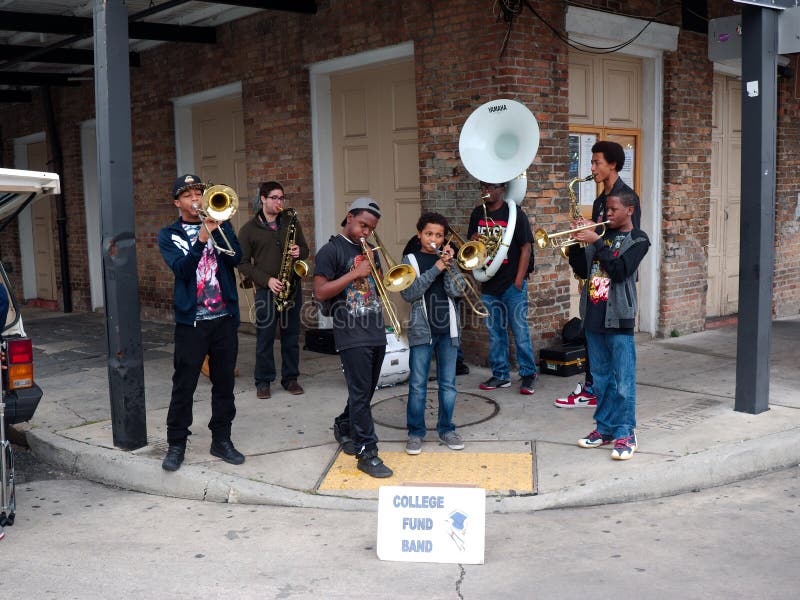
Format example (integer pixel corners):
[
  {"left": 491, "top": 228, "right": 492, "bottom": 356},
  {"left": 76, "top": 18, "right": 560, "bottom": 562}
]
[
  {"left": 81, "top": 119, "right": 104, "bottom": 310},
  {"left": 309, "top": 41, "right": 414, "bottom": 255},
  {"left": 12, "top": 131, "right": 46, "bottom": 300},
  {"left": 566, "top": 6, "right": 678, "bottom": 335},
  {"left": 171, "top": 81, "right": 243, "bottom": 178}
]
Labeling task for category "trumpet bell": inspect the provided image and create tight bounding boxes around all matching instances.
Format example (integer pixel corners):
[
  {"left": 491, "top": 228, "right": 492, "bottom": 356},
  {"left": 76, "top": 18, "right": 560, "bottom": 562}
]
[
  {"left": 533, "top": 228, "right": 550, "bottom": 249},
  {"left": 459, "top": 99, "right": 540, "bottom": 185},
  {"left": 384, "top": 264, "right": 416, "bottom": 292},
  {"left": 202, "top": 184, "right": 238, "bottom": 221}
]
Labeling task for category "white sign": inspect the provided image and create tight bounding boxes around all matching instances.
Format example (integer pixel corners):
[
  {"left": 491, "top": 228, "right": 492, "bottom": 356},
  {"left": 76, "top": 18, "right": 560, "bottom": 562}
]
[{"left": 377, "top": 486, "right": 485, "bottom": 564}]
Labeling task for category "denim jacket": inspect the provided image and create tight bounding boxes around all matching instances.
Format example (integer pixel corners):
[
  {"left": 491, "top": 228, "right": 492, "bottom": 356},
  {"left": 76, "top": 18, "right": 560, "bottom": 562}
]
[{"left": 400, "top": 253, "right": 463, "bottom": 348}]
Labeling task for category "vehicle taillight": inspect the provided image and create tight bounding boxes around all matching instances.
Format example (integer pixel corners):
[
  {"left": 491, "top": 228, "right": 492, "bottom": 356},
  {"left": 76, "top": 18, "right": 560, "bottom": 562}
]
[{"left": 6, "top": 338, "right": 33, "bottom": 389}]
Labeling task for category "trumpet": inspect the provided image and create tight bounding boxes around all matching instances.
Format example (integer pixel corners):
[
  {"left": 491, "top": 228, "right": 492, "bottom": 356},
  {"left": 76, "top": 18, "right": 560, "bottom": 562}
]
[
  {"left": 533, "top": 220, "right": 610, "bottom": 258},
  {"left": 358, "top": 234, "right": 415, "bottom": 339},
  {"left": 431, "top": 241, "right": 489, "bottom": 317},
  {"left": 193, "top": 184, "right": 239, "bottom": 256}
]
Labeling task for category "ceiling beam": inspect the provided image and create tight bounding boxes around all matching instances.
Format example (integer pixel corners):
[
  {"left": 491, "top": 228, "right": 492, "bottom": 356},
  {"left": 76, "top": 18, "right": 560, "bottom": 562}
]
[
  {"left": 212, "top": 1, "right": 318, "bottom": 14},
  {"left": 0, "top": 44, "right": 140, "bottom": 67},
  {"left": 0, "top": 89, "right": 32, "bottom": 103},
  {"left": 0, "top": 10, "right": 216, "bottom": 43},
  {"left": 0, "top": 72, "right": 83, "bottom": 87}
]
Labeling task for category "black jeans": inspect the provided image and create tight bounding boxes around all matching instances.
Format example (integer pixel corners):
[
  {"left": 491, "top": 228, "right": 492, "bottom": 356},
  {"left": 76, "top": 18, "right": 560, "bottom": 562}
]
[
  {"left": 167, "top": 316, "right": 238, "bottom": 444},
  {"left": 254, "top": 286, "right": 301, "bottom": 387},
  {"left": 335, "top": 345, "right": 386, "bottom": 454}
]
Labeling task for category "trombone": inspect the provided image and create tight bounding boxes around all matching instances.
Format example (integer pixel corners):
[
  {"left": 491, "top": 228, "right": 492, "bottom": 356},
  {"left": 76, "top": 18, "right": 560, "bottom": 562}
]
[
  {"left": 358, "top": 232, "right": 416, "bottom": 338},
  {"left": 193, "top": 184, "right": 239, "bottom": 256},
  {"left": 446, "top": 227, "right": 488, "bottom": 271},
  {"left": 534, "top": 220, "right": 610, "bottom": 258},
  {"left": 431, "top": 240, "right": 489, "bottom": 317}
]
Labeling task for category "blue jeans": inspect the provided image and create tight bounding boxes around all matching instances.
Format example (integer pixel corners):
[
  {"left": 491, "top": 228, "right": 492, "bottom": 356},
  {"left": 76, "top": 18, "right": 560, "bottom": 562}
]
[
  {"left": 585, "top": 329, "right": 636, "bottom": 439},
  {"left": 407, "top": 334, "right": 458, "bottom": 438},
  {"left": 481, "top": 281, "right": 536, "bottom": 380}
]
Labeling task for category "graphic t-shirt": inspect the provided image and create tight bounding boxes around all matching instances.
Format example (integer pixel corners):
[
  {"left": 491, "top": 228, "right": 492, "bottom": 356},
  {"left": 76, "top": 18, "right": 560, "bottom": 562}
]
[
  {"left": 313, "top": 234, "right": 387, "bottom": 351},
  {"left": 584, "top": 230, "right": 631, "bottom": 334},
  {"left": 467, "top": 202, "right": 533, "bottom": 296},
  {"left": 181, "top": 221, "right": 228, "bottom": 320}
]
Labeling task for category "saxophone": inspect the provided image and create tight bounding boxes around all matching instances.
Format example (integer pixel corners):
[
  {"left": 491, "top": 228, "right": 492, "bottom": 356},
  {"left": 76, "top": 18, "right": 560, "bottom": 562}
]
[
  {"left": 568, "top": 174, "right": 595, "bottom": 220},
  {"left": 274, "top": 208, "right": 309, "bottom": 312}
]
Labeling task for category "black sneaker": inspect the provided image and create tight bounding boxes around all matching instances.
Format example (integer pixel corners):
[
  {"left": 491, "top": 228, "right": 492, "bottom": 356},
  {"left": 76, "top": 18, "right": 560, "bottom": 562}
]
[
  {"left": 479, "top": 376, "right": 511, "bottom": 390},
  {"left": 455, "top": 361, "right": 470, "bottom": 376},
  {"left": 357, "top": 448, "right": 393, "bottom": 478},
  {"left": 333, "top": 421, "right": 356, "bottom": 456},
  {"left": 162, "top": 442, "right": 186, "bottom": 471},
  {"left": 210, "top": 439, "right": 245, "bottom": 465}
]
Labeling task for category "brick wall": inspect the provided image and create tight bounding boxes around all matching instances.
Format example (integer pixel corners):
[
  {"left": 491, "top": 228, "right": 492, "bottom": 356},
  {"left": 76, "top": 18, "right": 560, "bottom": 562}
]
[{"left": 1, "top": 0, "right": 799, "bottom": 355}]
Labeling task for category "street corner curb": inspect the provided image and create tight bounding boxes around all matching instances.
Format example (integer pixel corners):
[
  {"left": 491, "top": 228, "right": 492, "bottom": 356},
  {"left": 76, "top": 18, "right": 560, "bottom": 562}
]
[
  {"left": 26, "top": 429, "right": 375, "bottom": 511},
  {"left": 6, "top": 422, "right": 32, "bottom": 447},
  {"left": 491, "top": 428, "right": 800, "bottom": 513}
]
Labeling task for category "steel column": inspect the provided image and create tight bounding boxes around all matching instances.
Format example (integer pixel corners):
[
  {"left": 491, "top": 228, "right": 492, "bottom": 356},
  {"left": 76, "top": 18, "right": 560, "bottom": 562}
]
[
  {"left": 735, "top": 6, "right": 778, "bottom": 415},
  {"left": 93, "top": 0, "right": 147, "bottom": 449}
]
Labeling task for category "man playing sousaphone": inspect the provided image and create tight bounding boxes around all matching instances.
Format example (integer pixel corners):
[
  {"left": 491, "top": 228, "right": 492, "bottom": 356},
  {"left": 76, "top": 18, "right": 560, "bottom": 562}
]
[
  {"left": 238, "top": 181, "right": 309, "bottom": 400},
  {"left": 468, "top": 180, "right": 538, "bottom": 395}
]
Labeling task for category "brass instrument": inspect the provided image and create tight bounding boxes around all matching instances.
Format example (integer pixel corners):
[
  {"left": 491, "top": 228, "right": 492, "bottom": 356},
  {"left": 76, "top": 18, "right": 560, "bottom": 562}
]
[
  {"left": 568, "top": 174, "right": 595, "bottom": 220},
  {"left": 431, "top": 241, "right": 489, "bottom": 317},
  {"left": 274, "top": 208, "right": 310, "bottom": 312},
  {"left": 358, "top": 234, "right": 415, "bottom": 338},
  {"left": 369, "top": 230, "right": 416, "bottom": 292},
  {"left": 534, "top": 220, "right": 610, "bottom": 258},
  {"left": 193, "top": 184, "right": 239, "bottom": 256},
  {"left": 447, "top": 227, "right": 488, "bottom": 271}
]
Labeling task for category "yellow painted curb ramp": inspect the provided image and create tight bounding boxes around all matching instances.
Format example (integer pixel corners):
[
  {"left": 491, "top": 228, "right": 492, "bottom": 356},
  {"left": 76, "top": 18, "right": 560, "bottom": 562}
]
[{"left": 320, "top": 450, "right": 534, "bottom": 493}]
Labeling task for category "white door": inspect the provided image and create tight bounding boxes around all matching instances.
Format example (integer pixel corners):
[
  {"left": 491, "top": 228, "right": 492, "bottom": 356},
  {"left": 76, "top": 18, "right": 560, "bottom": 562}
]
[
  {"left": 331, "top": 59, "right": 421, "bottom": 327},
  {"left": 28, "top": 141, "right": 57, "bottom": 302},
  {"left": 192, "top": 95, "right": 249, "bottom": 320},
  {"left": 707, "top": 75, "right": 742, "bottom": 317}
]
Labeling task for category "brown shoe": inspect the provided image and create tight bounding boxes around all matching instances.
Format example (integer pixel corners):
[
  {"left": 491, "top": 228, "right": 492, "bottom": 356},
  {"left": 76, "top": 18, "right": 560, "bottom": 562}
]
[
  {"left": 284, "top": 380, "right": 304, "bottom": 395},
  {"left": 256, "top": 382, "right": 271, "bottom": 399},
  {"left": 200, "top": 355, "right": 210, "bottom": 378}
]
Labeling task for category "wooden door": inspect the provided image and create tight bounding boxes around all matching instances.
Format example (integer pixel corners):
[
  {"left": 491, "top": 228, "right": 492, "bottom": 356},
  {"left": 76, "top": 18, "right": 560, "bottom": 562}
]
[
  {"left": 28, "top": 141, "right": 57, "bottom": 301},
  {"left": 331, "top": 59, "right": 421, "bottom": 326},
  {"left": 192, "top": 95, "right": 250, "bottom": 320},
  {"left": 707, "top": 74, "right": 741, "bottom": 317}
]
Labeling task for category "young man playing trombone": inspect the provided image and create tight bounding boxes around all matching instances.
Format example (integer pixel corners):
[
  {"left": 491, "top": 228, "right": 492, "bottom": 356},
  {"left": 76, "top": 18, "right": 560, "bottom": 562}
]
[
  {"left": 237, "top": 181, "right": 309, "bottom": 399},
  {"left": 157, "top": 174, "right": 245, "bottom": 472},
  {"left": 313, "top": 198, "right": 392, "bottom": 478}
]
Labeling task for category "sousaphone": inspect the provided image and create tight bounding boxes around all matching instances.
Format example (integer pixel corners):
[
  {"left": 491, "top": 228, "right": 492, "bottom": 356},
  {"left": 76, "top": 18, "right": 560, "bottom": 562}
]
[{"left": 459, "top": 99, "right": 540, "bottom": 281}]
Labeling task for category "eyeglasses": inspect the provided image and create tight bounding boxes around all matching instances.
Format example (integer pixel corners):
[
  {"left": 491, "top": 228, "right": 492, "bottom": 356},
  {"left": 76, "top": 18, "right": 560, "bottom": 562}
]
[{"left": 266, "top": 195, "right": 286, "bottom": 201}]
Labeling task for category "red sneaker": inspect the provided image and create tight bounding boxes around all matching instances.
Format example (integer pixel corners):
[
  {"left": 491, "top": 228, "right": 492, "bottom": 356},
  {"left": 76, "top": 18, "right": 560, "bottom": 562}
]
[{"left": 554, "top": 383, "right": 597, "bottom": 408}]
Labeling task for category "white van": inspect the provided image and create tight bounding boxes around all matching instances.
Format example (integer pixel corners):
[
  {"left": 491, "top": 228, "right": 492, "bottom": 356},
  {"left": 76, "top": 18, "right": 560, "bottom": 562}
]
[{"left": 0, "top": 168, "right": 60, "bottom": 425}]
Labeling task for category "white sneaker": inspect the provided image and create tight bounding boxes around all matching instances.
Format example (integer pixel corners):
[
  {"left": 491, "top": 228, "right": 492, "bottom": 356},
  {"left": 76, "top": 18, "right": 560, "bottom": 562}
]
[{"left": 554, "top": 383, "right": 597, "bottom": 408}]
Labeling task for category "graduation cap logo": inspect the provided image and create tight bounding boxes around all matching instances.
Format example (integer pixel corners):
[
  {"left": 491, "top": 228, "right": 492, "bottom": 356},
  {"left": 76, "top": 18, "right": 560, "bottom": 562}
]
[{"left": 447, "top": 510, "right": 468, "bottom": 551}]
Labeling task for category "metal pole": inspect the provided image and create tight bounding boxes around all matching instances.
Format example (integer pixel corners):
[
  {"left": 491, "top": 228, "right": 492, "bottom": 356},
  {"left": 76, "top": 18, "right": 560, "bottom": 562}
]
[
  {"left": 93, "top": 0, "right": 147, "bottom": 449},
  {"left": 735, "top": 5, "right": 778, "bottom": 415}
]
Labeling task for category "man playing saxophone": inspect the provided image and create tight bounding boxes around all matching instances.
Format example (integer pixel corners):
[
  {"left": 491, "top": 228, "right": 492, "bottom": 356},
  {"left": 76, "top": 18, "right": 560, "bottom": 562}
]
[{"left": 238, "top": 181, "right": 309, "bottom": 399}]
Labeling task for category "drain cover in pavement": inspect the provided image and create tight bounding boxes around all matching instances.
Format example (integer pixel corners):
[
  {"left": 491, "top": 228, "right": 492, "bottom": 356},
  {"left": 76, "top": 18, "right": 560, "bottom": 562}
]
[{"left": 372, "top": 391, "right": 499, "bottom": 430}]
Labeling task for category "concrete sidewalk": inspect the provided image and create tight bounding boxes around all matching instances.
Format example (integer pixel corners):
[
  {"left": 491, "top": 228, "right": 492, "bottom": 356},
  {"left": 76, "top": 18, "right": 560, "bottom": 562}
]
[{"left": 13, "top": 308, "right": 800, "bottom": 511}]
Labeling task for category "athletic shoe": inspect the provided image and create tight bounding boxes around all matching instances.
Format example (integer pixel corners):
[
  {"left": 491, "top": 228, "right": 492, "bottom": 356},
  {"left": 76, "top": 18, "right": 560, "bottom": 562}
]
[
  {"left": 611, "top": 432, "right": 638, "bottom": 460},
  {"left": 439, "top": 431, "right": 465, "bottom": 450},
  {"left": 406, "top": 436, "right": 423, "bottom": 455},
  {"left": 0, "top": 526, "right": 5, "bottom": 541},
  {"left": 520, "top": 374, "right": 536, "bottom": 395},
  {"left": 479, "top": 376, "right": 511, "bottom": 390},
  {"left": 333, "top": 421, "right": 356, "bottom": 456},
  {"left": 357, "top": 449, "right": 393, "bottom": 478},
  {"left": 577, "top": 429, "right": 613, "bottom": 448},
  {"left": 455, "top": 361, "right": 470, "bottom": 376},
  {"left": 554, "top": 382, "right": 597, "bottom": 408}
]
